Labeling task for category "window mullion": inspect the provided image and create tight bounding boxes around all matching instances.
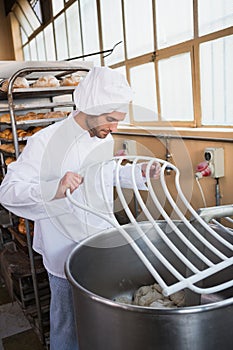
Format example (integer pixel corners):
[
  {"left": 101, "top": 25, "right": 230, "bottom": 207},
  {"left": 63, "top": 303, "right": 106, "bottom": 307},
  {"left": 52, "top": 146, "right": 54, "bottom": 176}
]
[
  {"left": 96, "top": 0, "right": 104, "bottom": 66},
  {"left": 192, "top": 43, "right": 202, "bottom": 127}
]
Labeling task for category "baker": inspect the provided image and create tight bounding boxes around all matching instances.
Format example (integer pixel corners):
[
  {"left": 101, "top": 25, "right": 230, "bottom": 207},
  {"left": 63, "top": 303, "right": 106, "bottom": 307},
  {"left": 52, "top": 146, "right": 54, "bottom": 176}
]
[{"left": 0, "top": 66, "right": 160, "bottom": 350}]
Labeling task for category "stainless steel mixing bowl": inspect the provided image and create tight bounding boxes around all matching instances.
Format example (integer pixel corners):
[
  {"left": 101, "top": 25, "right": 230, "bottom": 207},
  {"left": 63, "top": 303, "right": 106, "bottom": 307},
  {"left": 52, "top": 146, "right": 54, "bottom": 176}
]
[{"left": 66, "top": 221, "right": 233, "bottom": 350}]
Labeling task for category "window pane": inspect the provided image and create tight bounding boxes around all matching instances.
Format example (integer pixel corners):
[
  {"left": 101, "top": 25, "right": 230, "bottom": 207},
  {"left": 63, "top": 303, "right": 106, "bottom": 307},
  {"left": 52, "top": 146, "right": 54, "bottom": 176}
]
[
  {"left": 23, "top": 45, "right": 30, "bottom": 60},
  {"left": 199, "top": 0, "right": 233, "bottom": 36},
  {"left": 158, "top": 53, "right": 193, "bottom": 121},
  {"left": 66, "top": 2, "right": 83, "bottom": 59},
  {"left": 32, "top": 0, "right": 43, "bottom": 23},
  {"left": 52, "top": 0, "right": 64, "bottom": 16},
  {"left": 14, "top": 5, "right": 33, "bottom": 36},
  {"left": 200, "top": 35, "right": 233, "bottom": 126},
  {"left": 130, "top": 63, "right": 158, "bottom": 122},
  {"left": 80, "top": 0, "right": 100, "bottom": 66},
  {"left": 100, "top": 0, "right": 124, "bottom": 65},
  {"left": 124, "top": 0, "right": 154, "bottom": 59},
  {"left": 113, "top": 66, "right": 129, "bottom": 123},
  {"left": 36, "top": 32, "right": 46, "bottom": 61},
  {"left": 54, "top": 14, "right": 68, "bottom": 60},
  {"left": 156, "top": 0, "right": 193, "bottom": 49},
  {"left": 20, "top": 27, "right": 27, "bottom": 45},
  {"left": 44, "top": 24, "right": 56, "bottom": 60},
  {"left": 29, "top": 38, "right": 38, "bottom": 60}
]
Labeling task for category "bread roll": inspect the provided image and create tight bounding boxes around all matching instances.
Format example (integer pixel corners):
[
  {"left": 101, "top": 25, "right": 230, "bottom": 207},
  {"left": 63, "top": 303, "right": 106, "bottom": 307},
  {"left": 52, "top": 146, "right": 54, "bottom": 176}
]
[
  {"left": 5, "top": 157, "right": 15, "bottom": 166},
  {"left": 0, "top": 113, "right": 11, "bottom": 123},
  {"left": 31, "top": 126, "right": 43, "bottom": 134},
  {"left": 18, "top": 218, "right": 34, "bottom": 235},
  {"left": 17, "top": 112, "right": 37, "bottom": 121},
  {"left": 0, "top": 128, "right": 12, "bottom": 139},
  {"left": 0, "top": 144, "right": 13, "bottom": 152},
  {"left": 25, "top": 129, "right": 33, "bottom": 137},
  {"left": 32, "top": 75, "right": 60, "bottom": 88},
  {"left": 35, "top": 113, "right": 45, "bottom": 119},
  {"left": 44, "top": 111, "right": 68, "bottom": 119},
  {"left": 0, "top": 143, "right": 25, "bottom": 153},
  {"left": 17, "top": 129, "right": 27, "bottom": 138},
  {"left": 60, "top": 74, "right": 81, "bottom": 86},
  {"left": 0, "top": 77, "right": 30, "bottom": 92}
]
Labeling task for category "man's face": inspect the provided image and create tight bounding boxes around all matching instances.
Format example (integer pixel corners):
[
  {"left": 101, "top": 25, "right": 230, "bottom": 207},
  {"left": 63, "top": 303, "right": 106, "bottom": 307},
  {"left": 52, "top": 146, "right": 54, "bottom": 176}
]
[{"left": 86, "top": 111, "right": 126, "bottom": 138}]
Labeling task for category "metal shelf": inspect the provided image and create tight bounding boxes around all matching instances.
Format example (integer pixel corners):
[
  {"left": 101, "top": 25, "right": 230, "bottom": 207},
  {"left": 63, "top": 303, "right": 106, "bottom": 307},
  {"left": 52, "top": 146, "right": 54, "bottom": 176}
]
[
  {"left": 0, "top": 86, "right": 77, "bottom": 101},
  {"left": 0, "top": 62, "right": 91, "bottom": 346},
  {"left": 0, "top": 116, "right": 67, "bottom": 127}
]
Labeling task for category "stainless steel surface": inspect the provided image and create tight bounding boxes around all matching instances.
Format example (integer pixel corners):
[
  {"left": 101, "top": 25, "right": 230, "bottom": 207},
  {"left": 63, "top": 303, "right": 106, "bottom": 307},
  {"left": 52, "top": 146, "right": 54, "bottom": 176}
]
[
  {"left": 66, "top": 221, "right": 233, "bottom": 350},
  {"left": 196, "top": 204, "right": 233, "bottom": 223}
]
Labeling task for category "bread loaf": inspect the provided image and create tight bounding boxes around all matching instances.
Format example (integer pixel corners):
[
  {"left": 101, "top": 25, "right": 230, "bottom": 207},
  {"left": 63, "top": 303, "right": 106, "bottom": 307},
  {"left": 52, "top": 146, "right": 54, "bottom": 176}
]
[
  {"left": 0, "top": 128, "right": 12, "bottom": 139},
  {"left": 32, "top": 75, "right": 60, "bottom": 88},
  {"left": 5, "top": 157, "right": 15, "bottom": 166},
  {"left": 17, "top": 129, "right": 27, "bottom": 138},
  {"left": 31, "top": 126, "right": 43, "bottom": 134},
  {"left": 0, "top": 143, "right": 25, "bottom": 153},
  {"left": 60, "top": 74, "right": 81, "bottom": 86},
  {"left": 0, "top": 77, "right": 30, "bottom": 92},
  {"left": 0, "top": 113, "right": 11, "bottom": 123},
  {"left": 17, "top": 112, "right": 37, "bottom": 121},
  {"left": 44, "top": 111, "right": 68, "bottom": 119},
  {"left": 18, "top": 218, "right": 34, "bottom": 235}
]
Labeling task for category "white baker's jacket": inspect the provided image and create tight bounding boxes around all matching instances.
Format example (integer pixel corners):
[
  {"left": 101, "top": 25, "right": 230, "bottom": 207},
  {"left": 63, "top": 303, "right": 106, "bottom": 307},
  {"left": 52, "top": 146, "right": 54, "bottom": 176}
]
[{"left": 0, "top": 113, "right": 147, "bottom": 278}]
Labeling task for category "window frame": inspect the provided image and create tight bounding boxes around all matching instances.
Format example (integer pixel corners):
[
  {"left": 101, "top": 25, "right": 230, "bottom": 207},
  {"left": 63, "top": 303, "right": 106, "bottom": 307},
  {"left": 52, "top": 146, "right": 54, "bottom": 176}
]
[{"left": 10, "top": 0, "right": 233, "bottom": 129}]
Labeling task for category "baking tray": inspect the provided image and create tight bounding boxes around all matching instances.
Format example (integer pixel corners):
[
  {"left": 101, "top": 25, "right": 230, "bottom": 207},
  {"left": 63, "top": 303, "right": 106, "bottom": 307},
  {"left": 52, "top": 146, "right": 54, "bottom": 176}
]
[
  {"left": 0, "top": 116, "right": 66, "bottom": 126},
  {"left": 0, "top": 86, "right": 77, "bottom": 100},
  {"left": 10, "top": 101, "right": 74, "bottom": 112}
]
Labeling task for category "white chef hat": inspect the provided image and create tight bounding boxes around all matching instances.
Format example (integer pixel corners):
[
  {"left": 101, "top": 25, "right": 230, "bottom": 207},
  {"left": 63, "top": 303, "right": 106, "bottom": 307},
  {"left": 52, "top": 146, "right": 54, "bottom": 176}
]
[{"left": 73, "top": 66, "right": 133, "bottom": 115}]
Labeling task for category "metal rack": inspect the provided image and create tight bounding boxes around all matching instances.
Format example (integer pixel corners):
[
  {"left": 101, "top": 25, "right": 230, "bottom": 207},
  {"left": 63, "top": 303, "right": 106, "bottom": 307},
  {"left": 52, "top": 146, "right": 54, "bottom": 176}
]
[{"left": 0, "top": 62, "right": 91, "bottom": 346}]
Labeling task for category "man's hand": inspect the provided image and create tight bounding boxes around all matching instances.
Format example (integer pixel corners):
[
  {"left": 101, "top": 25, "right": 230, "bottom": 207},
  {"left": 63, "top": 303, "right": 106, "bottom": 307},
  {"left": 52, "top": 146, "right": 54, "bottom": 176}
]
[
  {"left": 114, "top": 149, "right": 127, "bottom": 157},
  {"left": 141, "top": 162, "right": 161, "bottom": 180},
  {"left": 54, "top": 171, "right": 83, "bottom": 199}
]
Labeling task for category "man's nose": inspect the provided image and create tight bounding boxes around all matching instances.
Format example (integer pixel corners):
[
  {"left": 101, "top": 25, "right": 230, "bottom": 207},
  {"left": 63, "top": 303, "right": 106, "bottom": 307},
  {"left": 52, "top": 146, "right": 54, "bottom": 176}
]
[{"left": 110, "top": 122, "right": 118, "bottom": 132}]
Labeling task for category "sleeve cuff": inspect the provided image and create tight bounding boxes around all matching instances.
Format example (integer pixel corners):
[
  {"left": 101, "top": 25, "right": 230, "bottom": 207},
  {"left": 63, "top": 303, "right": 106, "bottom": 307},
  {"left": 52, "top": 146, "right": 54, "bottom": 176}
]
[{"left": 40, "top": 179, "right": 60, "bottom": 202}]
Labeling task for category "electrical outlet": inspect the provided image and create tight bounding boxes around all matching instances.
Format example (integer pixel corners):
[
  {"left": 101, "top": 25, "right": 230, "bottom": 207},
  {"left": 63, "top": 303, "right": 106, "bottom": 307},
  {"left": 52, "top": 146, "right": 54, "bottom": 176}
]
[
  {"left": 123, "top": 140, "right": 137, "bottom": 155},
  {"left": 204, "top": 147, "right": 224, "bottom": 178}
]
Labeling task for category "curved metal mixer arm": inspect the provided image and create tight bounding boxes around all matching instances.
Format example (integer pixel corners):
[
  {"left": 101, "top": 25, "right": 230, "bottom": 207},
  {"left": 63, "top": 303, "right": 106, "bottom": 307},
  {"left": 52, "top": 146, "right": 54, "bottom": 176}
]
[{"left": 66, "top": 156, "right": 233, "bottom": 296}]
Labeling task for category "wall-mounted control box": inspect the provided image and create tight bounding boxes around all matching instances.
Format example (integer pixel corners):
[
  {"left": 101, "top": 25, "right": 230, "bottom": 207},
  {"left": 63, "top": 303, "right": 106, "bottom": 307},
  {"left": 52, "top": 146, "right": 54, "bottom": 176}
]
[
  {"left": 204, "top": 147, "right": 224, "bottom": 178},
  {"left": 123, "top": 140, "right": 137, "bottom": 155}
]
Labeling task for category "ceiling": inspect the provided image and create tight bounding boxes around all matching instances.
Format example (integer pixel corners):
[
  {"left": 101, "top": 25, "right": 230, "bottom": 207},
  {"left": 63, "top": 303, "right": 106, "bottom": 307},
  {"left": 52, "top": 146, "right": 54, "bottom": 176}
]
[{"left": 4, "top": 0, "right": 17, "bottom": 15}]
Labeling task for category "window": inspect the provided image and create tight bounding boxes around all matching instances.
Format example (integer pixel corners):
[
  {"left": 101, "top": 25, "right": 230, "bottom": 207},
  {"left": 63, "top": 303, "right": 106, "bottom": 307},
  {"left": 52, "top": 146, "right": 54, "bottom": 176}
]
[
  {"left": 155, "top": 0, "right": 193, "bottom": 49},
  {"left": 44, "top": 24, "right": 56, "bottom": 61},
  {"left": 124, "top": 0, "right": 154, "bottom": 58},
  {"left": 198, "top": 0, "right": 233, "bottom": 36},
  {"left": 52, "top": 0, "right": 64, "bottom": 16},
  {"left": 54, "top": 13, "right": 68, "bottom": 60},
  {"left": 13, "top": 0, "right": 233, "bottom": 127},
  {"left": 36, "top": 32, "right": 46, "bottom": 61},
  {"left": 20, "top": 27, "right": 27, "bottom": 46},
  {"left": 29, "top": 0, "right": 43, "bottom": 23},
  {"left": 29, "top": 38, "right": 38, "bottom": 60},
  {"left": 14, "top": 4, "right": 33, "bottom": 37},
  {"left": 23, "top": 44, "right": 30, "bottom": 61},
  {"left": 130, "top": 63, "right": 158, "bottom": 122},
  {"left": 158, "top": 53, "right": 193, "bottom": 121},
  {"left": 66, "top": 3, "right": 82, "bottom": 59},
  {"left": 80, "top": 0, "right": 100, "bottom": 66},
  {"left": 100, "top": 0, "right": 125, "bottom": 66},
  {"left": 200, "top": 34, "right": 233, "bottom": 125}
]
